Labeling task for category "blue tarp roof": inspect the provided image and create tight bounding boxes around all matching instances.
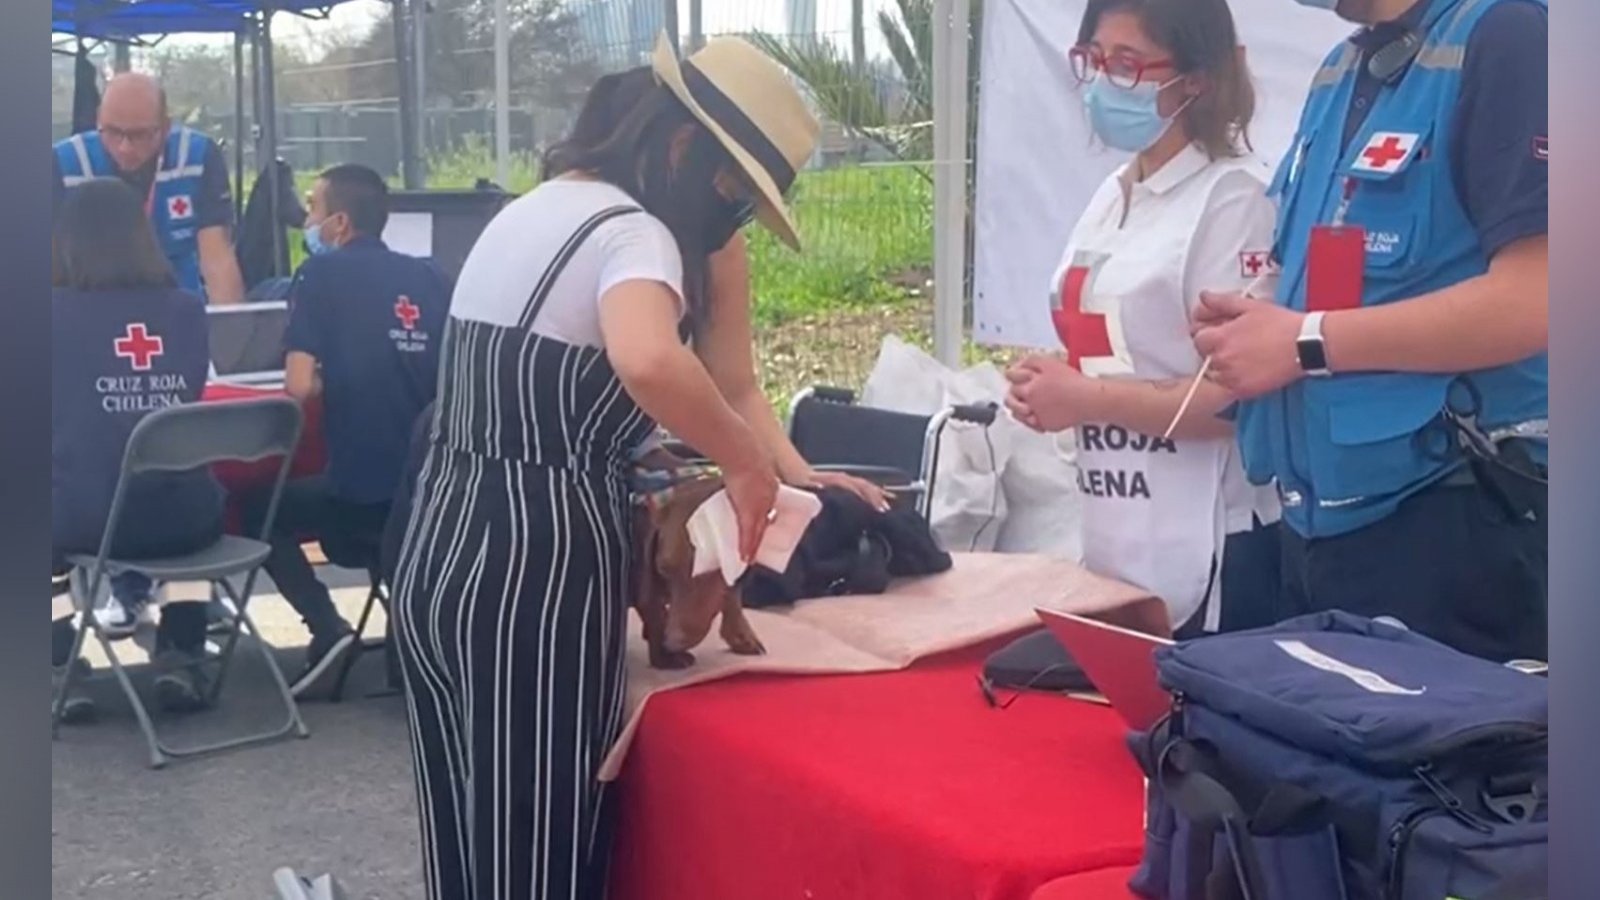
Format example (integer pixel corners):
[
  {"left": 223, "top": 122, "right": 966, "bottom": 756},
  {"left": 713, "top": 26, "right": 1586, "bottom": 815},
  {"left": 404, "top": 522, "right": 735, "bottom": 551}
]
[{"left": 53, "top": 0, "right": 356, "bottom": 39}]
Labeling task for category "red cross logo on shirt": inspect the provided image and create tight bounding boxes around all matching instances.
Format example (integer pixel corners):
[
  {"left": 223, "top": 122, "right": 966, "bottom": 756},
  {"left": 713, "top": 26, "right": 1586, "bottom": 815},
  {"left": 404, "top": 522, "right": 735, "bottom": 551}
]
[
  {"left": 166, "top": 194, "right": 192, "bottom": 220},
  {"left": 1353, "top": 132, "right": 1419, "bottom": 174},
  {"left": 394, "top": 296, "right": 422, "bottom": 331},
  {"left": 114, "top": 323, "right": 164, "bottom": 371},
  {"left": 1239, "top": 251, "right": 1271, "bottom": 279},
  {"left": 1052, "top": 265, "right": 1113, "bottom": 371}
]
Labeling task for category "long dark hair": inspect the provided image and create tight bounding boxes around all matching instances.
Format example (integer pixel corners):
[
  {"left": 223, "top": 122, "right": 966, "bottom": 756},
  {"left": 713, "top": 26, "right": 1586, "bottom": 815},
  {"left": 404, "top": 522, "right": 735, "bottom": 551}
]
[
  {"left": 543, "top": 73, "right": 740, "bottom": 328},
  {"left": 563, "top": 66, "right": 656, "bottom": 150},
  {"left": 1078, "top": 0, "right": 1256, "bottom": 159},
  {"left": 52, "top": 177, "right": 177, "bottom": 291}
]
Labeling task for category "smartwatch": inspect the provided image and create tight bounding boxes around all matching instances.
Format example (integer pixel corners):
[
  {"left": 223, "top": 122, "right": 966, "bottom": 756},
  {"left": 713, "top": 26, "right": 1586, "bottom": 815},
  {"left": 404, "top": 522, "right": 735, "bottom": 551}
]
[{"left": 1297, "top": 312, "right": 1332, "bottom": 377}]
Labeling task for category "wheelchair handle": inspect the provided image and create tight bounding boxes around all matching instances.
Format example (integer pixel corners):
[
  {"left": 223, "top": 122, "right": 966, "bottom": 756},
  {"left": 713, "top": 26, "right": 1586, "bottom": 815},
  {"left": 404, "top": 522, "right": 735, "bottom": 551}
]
[{"left": 951, "top": 402, "right": 999, "bottom": 426}]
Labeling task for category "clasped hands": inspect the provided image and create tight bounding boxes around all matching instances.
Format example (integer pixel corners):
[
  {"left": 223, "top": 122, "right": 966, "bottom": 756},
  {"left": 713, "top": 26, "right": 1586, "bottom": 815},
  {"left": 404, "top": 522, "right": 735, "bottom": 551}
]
[{"left": 1005, "top": 291, "right": 1309, "bottom": 432}]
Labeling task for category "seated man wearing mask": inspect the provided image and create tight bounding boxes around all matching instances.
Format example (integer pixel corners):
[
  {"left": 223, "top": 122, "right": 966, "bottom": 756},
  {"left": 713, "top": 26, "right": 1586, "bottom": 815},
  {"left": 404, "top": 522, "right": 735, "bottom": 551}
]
[{"left": 242, "top": 164, "right": 450, "bottom": 699}]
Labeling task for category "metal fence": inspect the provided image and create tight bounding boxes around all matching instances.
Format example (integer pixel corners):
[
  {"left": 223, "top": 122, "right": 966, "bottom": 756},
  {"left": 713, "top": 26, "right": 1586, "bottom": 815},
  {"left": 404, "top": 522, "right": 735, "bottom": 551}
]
[{"left": 53, "top": 0, "right": 987, "bottom": 399}]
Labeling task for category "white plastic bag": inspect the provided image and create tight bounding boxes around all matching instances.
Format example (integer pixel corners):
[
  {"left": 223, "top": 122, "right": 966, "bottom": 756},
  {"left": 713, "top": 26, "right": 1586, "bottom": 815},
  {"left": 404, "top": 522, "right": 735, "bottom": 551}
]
[
  {"left": 862, "top": 336, "right": 1010, "bottom": 551},
  {"left": 993, "top": 425, "right": 1083, "bottom": 560},
  {"left": 860, "top": 335, "right": 1082, "bottom": 560}
]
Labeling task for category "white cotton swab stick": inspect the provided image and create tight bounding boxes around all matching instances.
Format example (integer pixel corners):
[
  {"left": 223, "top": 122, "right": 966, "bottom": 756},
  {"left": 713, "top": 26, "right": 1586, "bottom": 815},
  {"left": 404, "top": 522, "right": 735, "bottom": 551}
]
[
  {"left": 1161, "top": 271, "right": 1274, "bottom": 440},
  {"left": 1163, "top": 357, "right": 1213, "bottom": 440}
]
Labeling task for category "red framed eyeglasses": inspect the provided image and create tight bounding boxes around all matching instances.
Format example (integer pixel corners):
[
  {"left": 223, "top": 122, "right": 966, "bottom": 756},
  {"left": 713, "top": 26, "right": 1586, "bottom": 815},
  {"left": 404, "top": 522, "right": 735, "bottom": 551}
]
[{"left": 1068, "top": 45, "right": 1177, "bottom": 89}]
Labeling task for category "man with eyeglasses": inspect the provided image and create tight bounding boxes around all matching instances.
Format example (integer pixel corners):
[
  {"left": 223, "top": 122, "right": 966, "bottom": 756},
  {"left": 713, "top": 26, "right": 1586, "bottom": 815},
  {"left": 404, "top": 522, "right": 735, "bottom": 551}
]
[{"left": 53, "top": 72, "right": 245, "bottom": 305}]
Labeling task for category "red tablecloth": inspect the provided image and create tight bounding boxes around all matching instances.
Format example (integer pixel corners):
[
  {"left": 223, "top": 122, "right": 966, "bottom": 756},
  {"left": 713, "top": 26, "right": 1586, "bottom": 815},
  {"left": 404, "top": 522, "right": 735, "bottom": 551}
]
[
  {"left": 1030, "top": 866, "right": 1139, "bottom": 899},
  {"left": 201, "top": 384, "right": 329, "bottom": 538},
  {"left": 610, "top": 639, "right": 1148, "bottom": 900},
  {"left": 202, "top": 383, "right": 327, "bottom": 498}
]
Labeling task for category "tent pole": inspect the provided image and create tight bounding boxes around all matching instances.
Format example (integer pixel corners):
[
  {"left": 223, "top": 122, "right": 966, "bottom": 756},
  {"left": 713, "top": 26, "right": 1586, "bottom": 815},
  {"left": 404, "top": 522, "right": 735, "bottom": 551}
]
[
  {"left": 414, "top": 0, "right": 427, "bottom": 182},
  {"left": 493, "top": 0, "right": 509, "bottom": 187},
  {"left": 259, "top": 6, "right": 283, "bottom": 279},
  {"left": 392, "top": 0, "right": 421, "bottom": 188},
  {"left": 233, "top": 28, "right": 246, "bottom": 224}
]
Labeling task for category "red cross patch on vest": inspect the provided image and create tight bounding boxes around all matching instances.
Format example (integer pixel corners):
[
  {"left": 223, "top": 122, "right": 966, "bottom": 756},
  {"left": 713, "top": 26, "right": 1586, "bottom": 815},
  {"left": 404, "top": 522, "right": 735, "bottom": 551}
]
[{"left": 166, "top": 194, "right": 193, "bottom": 220}]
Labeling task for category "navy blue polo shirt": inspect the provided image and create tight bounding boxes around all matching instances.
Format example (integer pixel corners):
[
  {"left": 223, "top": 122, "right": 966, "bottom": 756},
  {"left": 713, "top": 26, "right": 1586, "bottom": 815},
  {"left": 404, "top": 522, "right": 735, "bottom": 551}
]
[
  {"left": 285, "top": 235, "right": 450, "bottom": 505},
  {"left": 52, "top": 285, "right": 218, "bottom": 551},
  {"left": 1344, "top": 0, "right": 1548, "bottom": 258}
]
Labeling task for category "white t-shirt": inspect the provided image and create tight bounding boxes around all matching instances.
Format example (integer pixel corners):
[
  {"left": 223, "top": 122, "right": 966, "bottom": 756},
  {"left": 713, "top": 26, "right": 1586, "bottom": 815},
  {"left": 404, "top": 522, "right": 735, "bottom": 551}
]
[
  {"left": 450, "top": 179, "right": 684, "bottom": 346},
  {"left": 1050, "top": 144, "right": 1281, "bottom": 631}
]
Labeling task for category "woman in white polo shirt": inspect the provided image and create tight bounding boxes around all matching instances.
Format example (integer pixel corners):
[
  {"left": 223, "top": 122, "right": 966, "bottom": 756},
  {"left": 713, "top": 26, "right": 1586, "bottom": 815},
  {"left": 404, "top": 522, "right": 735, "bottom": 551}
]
[{"left": 1005, "top": 0, "right": 1281, "bottom": 637}]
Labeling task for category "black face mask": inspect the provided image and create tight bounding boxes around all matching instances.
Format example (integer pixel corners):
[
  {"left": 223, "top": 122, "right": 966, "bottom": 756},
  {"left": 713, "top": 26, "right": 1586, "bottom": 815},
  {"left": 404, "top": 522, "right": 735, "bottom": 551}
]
[{"left": 704, "top": 195, "right": 755, "bottom": 254}]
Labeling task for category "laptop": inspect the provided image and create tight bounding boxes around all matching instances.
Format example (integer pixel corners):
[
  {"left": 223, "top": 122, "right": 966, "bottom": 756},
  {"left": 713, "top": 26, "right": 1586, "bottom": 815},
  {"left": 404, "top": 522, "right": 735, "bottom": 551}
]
[
  {"left": 1035, "top": 608, "right": 1175, "bottom": 730},
  {"left": 208, "top": 300, "right": 290, "bottom": 387}
]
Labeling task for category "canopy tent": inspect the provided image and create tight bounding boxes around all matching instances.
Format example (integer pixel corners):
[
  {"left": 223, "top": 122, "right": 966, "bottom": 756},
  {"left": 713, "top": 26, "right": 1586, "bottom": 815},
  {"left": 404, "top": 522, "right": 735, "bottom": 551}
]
[
  {"left": 51, "top": 0, "right": 346, "bottom": 40},
  {"left": 51, "top": 0, "right": 427, "bottom": 282}
]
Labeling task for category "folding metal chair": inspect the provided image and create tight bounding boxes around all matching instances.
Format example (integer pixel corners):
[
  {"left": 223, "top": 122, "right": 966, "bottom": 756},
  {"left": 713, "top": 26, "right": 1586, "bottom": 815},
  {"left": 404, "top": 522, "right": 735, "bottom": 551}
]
[
  {"left": 786, "top": 386, "right": 998, "bottom": 520},
  {"left": 319, "top": 532, "right": 395, "bottom": 702},
  {"left": 51, "top": 397, "right": 310, "bottom": 769}
]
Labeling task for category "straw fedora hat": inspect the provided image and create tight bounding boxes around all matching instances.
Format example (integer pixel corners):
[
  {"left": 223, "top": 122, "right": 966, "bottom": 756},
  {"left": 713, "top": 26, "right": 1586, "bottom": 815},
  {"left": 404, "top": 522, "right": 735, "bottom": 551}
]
[{"left": 651, "top": 33, "right": 819, "bottom": 251}]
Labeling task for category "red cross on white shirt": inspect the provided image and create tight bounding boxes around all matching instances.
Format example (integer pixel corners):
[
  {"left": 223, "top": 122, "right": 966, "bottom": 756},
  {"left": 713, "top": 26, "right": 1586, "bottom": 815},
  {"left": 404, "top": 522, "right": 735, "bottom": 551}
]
[
  {"left": 394, "top": 296, "right": 422, "bottom": 331},
  {"left": 114, "top": 323, "right": 164, "bottom": 371},
  {"left": 1053, "top": 266, "right": 1113, "bottom": 371},
  {"left": 1354, "top": 132, "right": 1419, "bottom": 173},
  {"left": 1239, "top": 251, "right": 1271, "bottom": 279},
  {"left": 166, "top": 194, "right": 192, "bottom": 219}
]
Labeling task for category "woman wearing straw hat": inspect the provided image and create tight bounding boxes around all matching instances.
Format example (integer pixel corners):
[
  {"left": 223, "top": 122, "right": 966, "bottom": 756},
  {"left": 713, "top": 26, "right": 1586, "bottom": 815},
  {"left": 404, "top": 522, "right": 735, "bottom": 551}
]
[
  {"left": 567, "top": 64, "right": 893, "bottom": 506},
  {"left": 390, "top": 35, "right": 822, "bottom": 900}
]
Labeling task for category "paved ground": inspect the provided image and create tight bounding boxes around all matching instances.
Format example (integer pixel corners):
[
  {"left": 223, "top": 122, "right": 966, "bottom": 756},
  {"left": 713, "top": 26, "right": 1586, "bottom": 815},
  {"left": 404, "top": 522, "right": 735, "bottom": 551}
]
[{"left": 52, "top": 570, "right": 427, "bottom": 899}]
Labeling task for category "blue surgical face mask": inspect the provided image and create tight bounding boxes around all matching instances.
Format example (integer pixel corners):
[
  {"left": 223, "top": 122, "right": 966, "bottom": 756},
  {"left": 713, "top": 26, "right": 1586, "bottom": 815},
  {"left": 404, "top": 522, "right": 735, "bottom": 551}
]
[
  {"left": 1084, "top": 76, "right": 1189, "bottom": 154},
  {"left": 303, "top": 219, "right": 333, "bottom": 256}
]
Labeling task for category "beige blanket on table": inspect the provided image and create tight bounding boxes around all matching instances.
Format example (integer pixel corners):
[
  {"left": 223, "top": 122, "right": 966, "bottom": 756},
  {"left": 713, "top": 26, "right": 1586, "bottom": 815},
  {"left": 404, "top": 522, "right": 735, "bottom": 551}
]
[{"left": 598, "top": 551, "right": 1162, "bottom": 781}]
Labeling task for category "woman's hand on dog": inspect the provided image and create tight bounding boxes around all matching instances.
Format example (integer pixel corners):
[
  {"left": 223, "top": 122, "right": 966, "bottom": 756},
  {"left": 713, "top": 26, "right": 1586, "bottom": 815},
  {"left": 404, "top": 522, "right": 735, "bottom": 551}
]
[{"left": 796, "top": 469, "right": 893, "bottom": 514}]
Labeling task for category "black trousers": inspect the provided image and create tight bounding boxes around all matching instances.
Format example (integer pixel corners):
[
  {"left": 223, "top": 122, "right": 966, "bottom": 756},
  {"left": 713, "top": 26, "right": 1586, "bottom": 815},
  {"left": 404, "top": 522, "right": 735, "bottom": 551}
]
[
  {"left": 1173, "top": 518, "right": 1284, "bottom": 641},
  {"left": 241, "top": 475, "right": 390, "bottom": 638},
  {"left": 1277, "top": 466, "right": 1547, "bottom": 663},
  {"left": 53, "top": 477, "right": 224, "bottom": 658}
]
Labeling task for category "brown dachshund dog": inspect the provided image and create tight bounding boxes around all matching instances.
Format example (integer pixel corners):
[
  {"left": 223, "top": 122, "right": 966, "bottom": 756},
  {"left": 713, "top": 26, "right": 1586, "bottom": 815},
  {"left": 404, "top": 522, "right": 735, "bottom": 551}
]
[{"left": 633, "top": 473, "right": 767, "bottom": 670}]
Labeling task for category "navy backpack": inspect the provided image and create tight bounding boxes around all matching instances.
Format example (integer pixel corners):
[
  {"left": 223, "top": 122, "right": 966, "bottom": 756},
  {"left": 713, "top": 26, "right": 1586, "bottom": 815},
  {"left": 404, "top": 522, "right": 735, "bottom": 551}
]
[{"left": 1128, "top": 612, "right": 1547, "bottom": 900}]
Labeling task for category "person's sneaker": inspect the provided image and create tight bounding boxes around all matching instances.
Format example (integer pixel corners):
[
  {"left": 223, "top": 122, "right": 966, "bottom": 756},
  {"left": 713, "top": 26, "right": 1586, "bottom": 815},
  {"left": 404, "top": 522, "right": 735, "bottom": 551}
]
[
  {"left": 94, "top": 595, "right": 153, "bottom": 638},
  {"left": 205, "top": 594, "right": 238, "bottom": 636},
  {"left": 290, "top": 627, "right": 359, "bottom": 700},
  {"left": 152, "top": 650, "right": 212, "bottom": 714},
  {"left": 51, "top": 658, "right": 97, "bottom": 725}
]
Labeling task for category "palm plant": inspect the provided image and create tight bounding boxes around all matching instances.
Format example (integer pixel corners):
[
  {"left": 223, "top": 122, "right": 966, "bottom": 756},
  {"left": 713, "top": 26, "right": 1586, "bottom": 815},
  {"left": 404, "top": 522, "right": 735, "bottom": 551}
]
[{"left": 746, "top": 0, "right": 982, "bottom": 167}]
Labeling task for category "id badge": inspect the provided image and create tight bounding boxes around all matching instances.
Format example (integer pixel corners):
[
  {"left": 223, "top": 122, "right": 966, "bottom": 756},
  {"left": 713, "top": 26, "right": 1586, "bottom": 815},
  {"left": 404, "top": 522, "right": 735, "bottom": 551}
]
[{"left": 1306, "top": 224, "right": 1365, "bottom": 313}]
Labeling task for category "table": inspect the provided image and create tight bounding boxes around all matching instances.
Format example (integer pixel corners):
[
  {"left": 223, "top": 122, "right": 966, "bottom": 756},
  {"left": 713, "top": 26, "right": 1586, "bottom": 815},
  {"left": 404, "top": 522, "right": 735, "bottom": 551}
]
[
  {"left": 609, "top": 638, "right": 1148, "bottom": 900},
  {"left": 201, "top": 383, "right": 328, "bottom": 536},
  {"left": 1031, "top": 867, "right": 1139, "bottom": 899},
  {"left": 202, "top": 382, "right": 326, "bottom": 492}
]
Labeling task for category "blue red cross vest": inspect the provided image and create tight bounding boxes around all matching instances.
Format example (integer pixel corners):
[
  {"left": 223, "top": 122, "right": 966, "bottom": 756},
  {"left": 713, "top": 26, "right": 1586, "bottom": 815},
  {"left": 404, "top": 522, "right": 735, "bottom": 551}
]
[
  {"left": 1235, "top": 0, "right": 1548, "bottom": 539},
  {"left": 55, "top": 127, "right": 213, "bottom": 294}
]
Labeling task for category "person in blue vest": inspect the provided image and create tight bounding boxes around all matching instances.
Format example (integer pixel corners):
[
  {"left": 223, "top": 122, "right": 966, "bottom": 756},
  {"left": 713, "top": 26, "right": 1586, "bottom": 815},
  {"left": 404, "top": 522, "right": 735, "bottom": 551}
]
[
  {"left": 52, "top": 178, "right": 227, "bottom": 721},
  {"left": 1190, "top": 0, "right": 1548, "bottom": 663},
  {"left": 54, "top": 72, "right": 246, "bottom": 305},
  {"left": 239, "top": 163, "right": 451, "bottom": 700}
]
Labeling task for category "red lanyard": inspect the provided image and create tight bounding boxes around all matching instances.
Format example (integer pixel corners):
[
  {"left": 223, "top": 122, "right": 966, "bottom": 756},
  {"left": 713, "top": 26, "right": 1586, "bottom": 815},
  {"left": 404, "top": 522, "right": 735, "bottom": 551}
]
[{"left": 142, "top": 148, "right": 165, "bottom": 219}]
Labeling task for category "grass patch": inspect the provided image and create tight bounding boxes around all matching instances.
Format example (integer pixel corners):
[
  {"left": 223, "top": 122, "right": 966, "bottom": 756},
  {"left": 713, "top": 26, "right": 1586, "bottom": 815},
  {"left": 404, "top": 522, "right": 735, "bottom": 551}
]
[
  {"left": 276, "top": 141, "right": 933, "bottom": 325},
  {"left": 744, "top": 163, "right": 932, "bottom": 326},
  {"left": 274, "top": 143, "right": 939, "bottom": 398}
]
